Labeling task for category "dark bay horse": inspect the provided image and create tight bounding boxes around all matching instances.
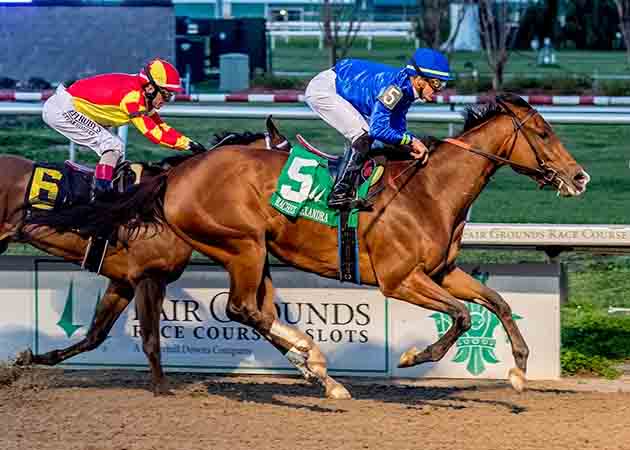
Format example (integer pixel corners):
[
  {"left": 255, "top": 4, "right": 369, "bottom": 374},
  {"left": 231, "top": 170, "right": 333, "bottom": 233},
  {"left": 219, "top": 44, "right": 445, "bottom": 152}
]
[
  {"left": 26, "top": 95, "right": 590, "bottom": 398},
  {"left": 5, "top": 118, "right": 289, "bottom": 394}
]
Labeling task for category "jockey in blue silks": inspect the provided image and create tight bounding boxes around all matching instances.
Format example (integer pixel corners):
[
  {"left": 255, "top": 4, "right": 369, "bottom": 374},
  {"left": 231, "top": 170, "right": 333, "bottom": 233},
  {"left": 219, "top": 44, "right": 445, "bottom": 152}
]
[{"left": 305, "top": 48, "right": 453, "bottom": 209}]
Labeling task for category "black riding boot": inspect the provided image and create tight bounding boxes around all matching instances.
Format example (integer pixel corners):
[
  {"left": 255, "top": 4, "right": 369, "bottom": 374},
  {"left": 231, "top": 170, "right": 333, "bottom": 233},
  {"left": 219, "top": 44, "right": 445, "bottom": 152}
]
[
  {"left": 327, "top": 134, "right": 371, "bottom": 209},
  {"left": 90, "top": 178, "right": 114, "bottom": 203}
]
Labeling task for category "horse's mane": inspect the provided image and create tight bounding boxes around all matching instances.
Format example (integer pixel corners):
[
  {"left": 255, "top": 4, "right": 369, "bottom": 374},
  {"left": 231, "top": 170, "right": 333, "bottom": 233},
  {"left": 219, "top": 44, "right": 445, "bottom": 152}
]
[
  {"left": 461, "top": 93, "right": 531, "bottom": 132},
  {"left": 210, "top": 131, "right": 266, "bottom": 147},
  {"left": 142, "top": 130, "right": 266, "bottom": 172}
]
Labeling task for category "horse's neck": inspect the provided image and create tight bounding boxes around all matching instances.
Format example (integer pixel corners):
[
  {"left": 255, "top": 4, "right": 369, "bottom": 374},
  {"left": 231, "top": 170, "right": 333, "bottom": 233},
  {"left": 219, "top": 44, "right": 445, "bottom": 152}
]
[{"left": 415, "top": 121, "right": 509, "bottom": 220}]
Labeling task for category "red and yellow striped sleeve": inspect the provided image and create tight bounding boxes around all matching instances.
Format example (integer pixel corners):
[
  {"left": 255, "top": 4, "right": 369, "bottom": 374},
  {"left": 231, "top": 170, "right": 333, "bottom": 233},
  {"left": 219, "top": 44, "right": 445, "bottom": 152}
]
[{"left": 120, "top": 91, "right": 191, "bottom": 150}]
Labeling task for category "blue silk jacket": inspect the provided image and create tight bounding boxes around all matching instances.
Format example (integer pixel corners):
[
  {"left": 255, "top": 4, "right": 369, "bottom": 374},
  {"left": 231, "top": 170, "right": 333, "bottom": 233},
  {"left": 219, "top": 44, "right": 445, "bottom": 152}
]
[{"left": 333, "top": 58, "right": 417, "bottom": 145}]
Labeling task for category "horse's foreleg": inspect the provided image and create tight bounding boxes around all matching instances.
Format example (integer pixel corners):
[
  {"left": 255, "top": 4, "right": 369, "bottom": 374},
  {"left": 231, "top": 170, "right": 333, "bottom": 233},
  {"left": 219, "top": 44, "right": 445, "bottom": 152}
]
[
  {"left": 16, "top": 280, "right": 133, "bottom": 367},
  {"left": 441, "top": 266, "right": 529, "bottom": 392},
  {"left": 257, "top": 259, "right": 350, "bottom": 400},
  {"left": 385, "top": 269, "right": 471, "bottom": 368},
  {"left": 134, "top": 278, "right": 170, "bottom": 396}
]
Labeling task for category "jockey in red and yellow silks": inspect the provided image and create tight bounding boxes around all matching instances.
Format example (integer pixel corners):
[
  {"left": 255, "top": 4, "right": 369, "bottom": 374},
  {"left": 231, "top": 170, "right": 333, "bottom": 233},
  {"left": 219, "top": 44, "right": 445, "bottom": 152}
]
[
  {"left": 68, "top": 73, "right": 192, "bottom": 150},
  {"left": 42, "top": 58, "right": 206, "bottom": 201}
]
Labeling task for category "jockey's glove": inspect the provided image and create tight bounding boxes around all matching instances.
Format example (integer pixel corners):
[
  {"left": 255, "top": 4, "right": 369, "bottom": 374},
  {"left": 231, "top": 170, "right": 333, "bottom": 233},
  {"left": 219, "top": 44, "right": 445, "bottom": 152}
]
[{"left": 188, "top": 140, "right": 207, "bottom": 154}]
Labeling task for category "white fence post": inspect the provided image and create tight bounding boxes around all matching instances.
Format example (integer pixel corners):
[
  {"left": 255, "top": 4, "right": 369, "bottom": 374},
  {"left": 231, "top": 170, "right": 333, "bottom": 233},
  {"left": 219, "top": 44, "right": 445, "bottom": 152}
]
[
  {"left": 117, "top": 125, "right": 128, "bottom": 161},
  {"left": 68, "top": 140, "right": 76, "bottom": 162}
]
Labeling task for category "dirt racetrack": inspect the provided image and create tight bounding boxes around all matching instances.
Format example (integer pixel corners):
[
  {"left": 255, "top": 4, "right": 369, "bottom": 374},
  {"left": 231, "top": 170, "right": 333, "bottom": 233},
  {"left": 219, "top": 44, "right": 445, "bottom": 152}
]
[{"left": 1, "top": 367, "right": 630, "bottom": 450}]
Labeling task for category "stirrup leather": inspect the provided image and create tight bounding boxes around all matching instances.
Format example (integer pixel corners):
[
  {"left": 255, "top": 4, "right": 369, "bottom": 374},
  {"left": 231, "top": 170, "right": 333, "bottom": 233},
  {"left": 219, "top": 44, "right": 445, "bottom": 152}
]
[{"left": 81, "top": 236, "right": 109, "bottom": 274}]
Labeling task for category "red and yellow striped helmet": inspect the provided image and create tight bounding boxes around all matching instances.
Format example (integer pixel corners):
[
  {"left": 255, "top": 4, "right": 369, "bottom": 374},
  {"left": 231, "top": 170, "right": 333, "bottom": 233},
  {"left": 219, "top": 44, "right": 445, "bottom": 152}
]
[{"left": 140, "top": 58, "right": 183, "bottom": 92}]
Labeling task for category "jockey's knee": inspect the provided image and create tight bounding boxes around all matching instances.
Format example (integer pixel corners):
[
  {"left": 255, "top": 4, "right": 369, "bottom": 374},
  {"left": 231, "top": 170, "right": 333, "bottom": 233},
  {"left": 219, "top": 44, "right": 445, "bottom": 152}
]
[
  {"left": 41, "top": 102, "right": 51, "bottom": 125},
  {"left": 304, "top": 88, "right": 318, "bottom": 108},
  {"left": 98, "top": 148, "right": 122, "bottom": 167}
]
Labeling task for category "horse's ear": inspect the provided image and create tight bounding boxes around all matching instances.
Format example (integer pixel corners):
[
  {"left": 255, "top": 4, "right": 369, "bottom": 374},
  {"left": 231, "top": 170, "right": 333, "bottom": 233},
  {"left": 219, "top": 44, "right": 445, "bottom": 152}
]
[{"left": 266, "top": 115, "right": 280, "bottom": 138}]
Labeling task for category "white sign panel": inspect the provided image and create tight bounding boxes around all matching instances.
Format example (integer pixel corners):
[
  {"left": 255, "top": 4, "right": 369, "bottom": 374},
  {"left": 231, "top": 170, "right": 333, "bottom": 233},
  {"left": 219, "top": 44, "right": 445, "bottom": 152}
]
[
  {"left": 390, "top": 292, "right": 560, "bottom": 380},
  {"left": 1, "top": 259, "right": 560, "bottom": 380},
  {"left": 33, "top": 267, "right": 389, "bottom": 375}
]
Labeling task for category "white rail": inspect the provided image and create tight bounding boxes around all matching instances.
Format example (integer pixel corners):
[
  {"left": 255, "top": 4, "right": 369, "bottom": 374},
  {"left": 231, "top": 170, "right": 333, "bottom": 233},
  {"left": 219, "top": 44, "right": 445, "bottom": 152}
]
[
  {"left": 266, "top": 20, "right": 416, "bottom": 50},
  {"left": 1, "top": 103, "right": 628, "bottom": 251},
  {"left": 2, "top": 103, "right": 629, "bottom": 125}
]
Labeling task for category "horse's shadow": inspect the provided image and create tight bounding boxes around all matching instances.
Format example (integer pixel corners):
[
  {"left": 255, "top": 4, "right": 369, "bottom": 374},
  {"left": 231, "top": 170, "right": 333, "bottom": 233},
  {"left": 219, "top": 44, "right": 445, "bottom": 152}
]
[
  {"left": 197, "top": 377, "right": 578, "bottom": 414},
  {"left": 15, "top": 368, "right": 581, "bottom": 415}
]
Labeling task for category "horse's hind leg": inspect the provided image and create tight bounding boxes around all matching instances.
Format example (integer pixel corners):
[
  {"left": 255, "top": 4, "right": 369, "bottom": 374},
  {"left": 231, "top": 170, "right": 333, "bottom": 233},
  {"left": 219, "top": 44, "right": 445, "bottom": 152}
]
[
  {"left": 383, "top": 269, "right": 472, "bottom": 368},
  {"left": 134, "top": 278, "right": 170, "bottom": 395},
  {"left": 441, "top": 266, "right": 529, "bottom": 392},
  {"left": 257, "top": 258, "right": 351, "bottom": 399},
  {"left": 16, "top": 280, "right": 133, "bottom": 366}
]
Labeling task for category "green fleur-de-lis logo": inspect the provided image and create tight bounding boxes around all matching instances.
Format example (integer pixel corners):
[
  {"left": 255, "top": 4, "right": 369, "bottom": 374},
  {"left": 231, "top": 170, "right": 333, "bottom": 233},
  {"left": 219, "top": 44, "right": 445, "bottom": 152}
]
[{"left": 430, "top": 269, "right": 522, "bottom": 375}]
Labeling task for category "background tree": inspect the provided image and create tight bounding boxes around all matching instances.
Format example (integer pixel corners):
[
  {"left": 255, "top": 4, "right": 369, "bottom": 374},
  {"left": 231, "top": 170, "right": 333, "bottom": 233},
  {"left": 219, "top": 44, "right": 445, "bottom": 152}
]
[
  {"left": 615, "top": 0, "right": 630, "bottom": 65},
  {"left": 414, "top": 0, "right": 470, "bottom": 53},
  {"left": 321, "top": 0, "right": 362, "bottom": 67},
  {"left": 477, "top": 0, "right": 528, "bottom": 90},
  {"left": 414, "top": 0, "right": 450, "bottom": 49}
]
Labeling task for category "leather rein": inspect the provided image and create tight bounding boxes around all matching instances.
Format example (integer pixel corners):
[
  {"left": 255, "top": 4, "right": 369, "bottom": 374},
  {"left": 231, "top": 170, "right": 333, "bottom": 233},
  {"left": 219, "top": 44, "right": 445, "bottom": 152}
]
[{"left": 441, "top": 102, "right": 560, "bottom": 189}]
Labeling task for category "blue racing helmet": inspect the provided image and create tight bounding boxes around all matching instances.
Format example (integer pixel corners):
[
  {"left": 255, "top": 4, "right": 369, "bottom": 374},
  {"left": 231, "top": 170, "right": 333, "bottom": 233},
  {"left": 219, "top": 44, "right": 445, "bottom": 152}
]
[{"left": 407, "top": 48, "right": 454, "bottom": 81}]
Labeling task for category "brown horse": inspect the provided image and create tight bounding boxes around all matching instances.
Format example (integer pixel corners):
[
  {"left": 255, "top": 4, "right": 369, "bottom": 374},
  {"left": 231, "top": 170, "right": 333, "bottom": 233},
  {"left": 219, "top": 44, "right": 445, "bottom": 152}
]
[
  {"left": 6, "top": 118, "right": 289, "bottom": 394},
  {"left": 26, "top": 95, "right": 590, "bottom": 399}
]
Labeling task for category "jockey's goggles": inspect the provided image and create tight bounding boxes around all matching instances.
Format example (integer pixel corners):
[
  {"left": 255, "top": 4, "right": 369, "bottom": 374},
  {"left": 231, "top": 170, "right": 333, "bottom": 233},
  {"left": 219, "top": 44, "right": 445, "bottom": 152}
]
[
  {"left": 426, "top": 78, "right": 447, "bottom": 92},
  {"left": 159, "top": 89, "right": 175, "bottom": 101}
]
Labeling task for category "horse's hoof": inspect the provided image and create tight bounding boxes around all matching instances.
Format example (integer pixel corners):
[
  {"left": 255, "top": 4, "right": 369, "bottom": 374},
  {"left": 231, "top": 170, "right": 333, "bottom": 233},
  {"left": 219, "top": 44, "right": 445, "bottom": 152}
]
[
  {"left": 398, "top": 347, "right": 419, "bottom": 368},
  {"left": 326, "top": 382, "right": 352, "bottom": 400},
  {"left": 14, "top": 349, "right": 33, "bottom": 366},
  {"left": 508, "top": 368, "right": 526, "bottom": 393}
]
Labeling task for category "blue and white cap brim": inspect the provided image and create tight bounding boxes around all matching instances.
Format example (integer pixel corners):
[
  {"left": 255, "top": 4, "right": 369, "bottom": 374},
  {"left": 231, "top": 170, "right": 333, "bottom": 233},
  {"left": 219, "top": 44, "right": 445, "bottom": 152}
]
[{"left": 406, "top": 64, "right": 454, "bottom": 81}]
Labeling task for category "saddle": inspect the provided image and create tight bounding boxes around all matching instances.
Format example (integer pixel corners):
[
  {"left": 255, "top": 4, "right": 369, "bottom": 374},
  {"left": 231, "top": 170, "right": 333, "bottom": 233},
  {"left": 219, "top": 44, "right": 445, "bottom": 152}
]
[
  {"left": 25, "top": 160, "right": 145, "bottom": 273},
  {"left": 295, "top": 134, "right": 384, "bottom": 185},
  {"left": 272, "top": 136, "right": 389, "bottom": 285}
]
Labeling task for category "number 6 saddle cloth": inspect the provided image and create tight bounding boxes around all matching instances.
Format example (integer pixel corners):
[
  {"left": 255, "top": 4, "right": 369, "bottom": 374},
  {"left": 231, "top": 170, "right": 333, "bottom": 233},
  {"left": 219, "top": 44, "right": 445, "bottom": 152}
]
[
  {"left": 24, "top": 161, "right": 144, "bottom": 216},
  {"left": 24, "top": 161, "right": 145, "bottom": 274}
]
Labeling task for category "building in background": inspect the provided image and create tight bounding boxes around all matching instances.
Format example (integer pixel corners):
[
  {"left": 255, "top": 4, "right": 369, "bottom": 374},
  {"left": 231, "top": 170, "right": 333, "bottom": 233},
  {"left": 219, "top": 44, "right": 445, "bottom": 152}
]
[{"left": 0, "top": 1, "right": 175, "bottom": 84}]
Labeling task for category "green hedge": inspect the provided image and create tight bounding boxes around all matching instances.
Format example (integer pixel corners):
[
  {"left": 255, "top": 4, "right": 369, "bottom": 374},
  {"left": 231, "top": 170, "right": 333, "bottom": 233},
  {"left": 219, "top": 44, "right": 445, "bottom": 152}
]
[{"left": 561, "top": 306, "right": 630, "bottom": 377}]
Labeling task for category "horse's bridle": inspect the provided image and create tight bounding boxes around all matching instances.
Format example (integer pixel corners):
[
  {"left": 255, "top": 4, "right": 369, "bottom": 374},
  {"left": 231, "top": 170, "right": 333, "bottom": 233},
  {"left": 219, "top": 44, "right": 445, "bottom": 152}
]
[{"left": 444, "top": 101, "right": 560, "bottom": 189}]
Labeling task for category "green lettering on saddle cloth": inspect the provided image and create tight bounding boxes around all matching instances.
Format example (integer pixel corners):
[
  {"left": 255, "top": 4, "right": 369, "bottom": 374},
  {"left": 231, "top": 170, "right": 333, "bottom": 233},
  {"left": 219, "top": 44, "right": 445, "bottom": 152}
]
[{"left": 270, "top": 144, "right": 374, "bottom": 228}]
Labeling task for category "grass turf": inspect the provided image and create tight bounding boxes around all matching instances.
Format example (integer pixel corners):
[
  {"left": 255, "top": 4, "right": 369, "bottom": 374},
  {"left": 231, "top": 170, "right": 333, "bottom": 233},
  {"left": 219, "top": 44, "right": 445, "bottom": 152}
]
[
  {"left": 1, "top": 114, "right": 629, "bottom": 310},
  {"left": 270, "top": 38, "right": 629, "bottom": 77}
]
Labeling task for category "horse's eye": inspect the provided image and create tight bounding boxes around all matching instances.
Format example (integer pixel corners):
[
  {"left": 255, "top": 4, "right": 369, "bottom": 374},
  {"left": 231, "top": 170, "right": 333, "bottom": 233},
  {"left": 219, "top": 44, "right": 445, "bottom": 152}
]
[{"left": 540, "top": 131, "right": 550, "bottom": 141}]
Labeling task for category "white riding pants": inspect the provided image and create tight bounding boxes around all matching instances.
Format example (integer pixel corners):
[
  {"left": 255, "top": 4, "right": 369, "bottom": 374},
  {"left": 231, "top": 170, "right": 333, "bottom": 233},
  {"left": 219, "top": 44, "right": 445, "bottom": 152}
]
[
  {"left": 305, "top": 69, "right": 369, "bottom": 143},
  {"left": 42, "top": 84, "right": 123, "bottom": 164}
]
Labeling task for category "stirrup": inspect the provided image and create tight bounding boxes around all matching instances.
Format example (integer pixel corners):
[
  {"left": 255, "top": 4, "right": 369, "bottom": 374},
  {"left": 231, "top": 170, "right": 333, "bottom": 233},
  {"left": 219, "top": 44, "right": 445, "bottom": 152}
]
[
  {"left": 348, "top": 197, "right": 373, "bottom": 211},
  {"left": 328, "top": 194, "right": 372, "bottom": 211}
]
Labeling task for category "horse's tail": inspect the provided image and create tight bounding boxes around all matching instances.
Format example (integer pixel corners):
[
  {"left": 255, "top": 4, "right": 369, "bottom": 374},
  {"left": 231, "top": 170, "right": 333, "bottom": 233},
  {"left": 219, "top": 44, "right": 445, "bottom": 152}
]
[{"left": 23, "top": 173, "right": 169, "bottom": 240}]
